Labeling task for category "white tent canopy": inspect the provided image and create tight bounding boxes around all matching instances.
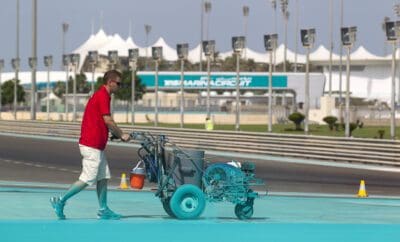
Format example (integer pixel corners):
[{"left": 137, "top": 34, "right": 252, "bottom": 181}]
[
  {"left": 98, "top": 34, "right": 129, "bottom": 56},
  {"left": 72, "top": 29, "right": 393, "bottom": 70},
  {"left": 350, "top": 46, "right": 386, "bottom": 61},
  {"left": 310, "top": 45, "right": 340, "bottom": 61},
  {"left": 41, "top": 92, "right": 61, "bottom": 102}
]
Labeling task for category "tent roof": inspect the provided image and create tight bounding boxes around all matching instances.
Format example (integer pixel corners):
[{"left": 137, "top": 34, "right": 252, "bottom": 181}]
[
  {"left": 41, "top": 92, "right": 61, "bottom": 101},
  {"left": 351, "top": 46, "right": 385, "bottom": 60},
  {"left": 310, "top": 45, "right": 340, "bottom": 61},
  {"left": 98, "top": 34, "right": 129, "bottom": 56},
  {"left": 70, "top": 30, "right": 393, "bottom": 71}
]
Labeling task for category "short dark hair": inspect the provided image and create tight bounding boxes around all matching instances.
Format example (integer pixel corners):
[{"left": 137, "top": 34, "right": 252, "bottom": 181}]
[{"left": 103, "top": 70, "right": 122, "bottom": 84}]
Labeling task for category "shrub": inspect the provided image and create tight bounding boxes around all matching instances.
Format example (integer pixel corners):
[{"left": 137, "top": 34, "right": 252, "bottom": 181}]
[
  {"left": 288, "top": 112, "right": 305, "bottom": 131},
  {"left": 323, "top": 116, "right": 338, "bottom": 131},
  {"left": 340, "top": 123, "right": 359, "bottom": 137},
  {"left": 377, "top": 129, "right": 385, "bottom": 139}
]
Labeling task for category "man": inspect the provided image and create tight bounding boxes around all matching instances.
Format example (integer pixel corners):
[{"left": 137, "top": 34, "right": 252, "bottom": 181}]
[{"left": 50, "top": 70, "right": 130, "bottom": 220}]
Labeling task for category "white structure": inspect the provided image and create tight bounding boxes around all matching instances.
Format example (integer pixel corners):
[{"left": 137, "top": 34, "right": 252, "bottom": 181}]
[{"left": 60, "top": 29, "right": 398, "bottom": 104}]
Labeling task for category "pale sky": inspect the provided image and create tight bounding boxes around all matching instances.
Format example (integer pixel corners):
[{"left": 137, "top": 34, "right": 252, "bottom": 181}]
[{"left": 0, "top": 0, "right": 398, "bottom": 71}]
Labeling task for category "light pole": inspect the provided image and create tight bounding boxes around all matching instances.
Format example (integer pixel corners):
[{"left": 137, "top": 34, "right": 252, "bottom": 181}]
[
  {"left": 144, "top": 24, "right": 152, "bottom": 70},
  {"left": 11, "top": 58, "right": 20, "bottom": 120},
  {"left": 44, "top": 55, "right": 53, "bottom": 121},
  {"left": 385, "top": 21, "right": 400, "bottom": 140},
  {"left": 177, "top": 43, "right": 189, "bottom": 128},
  {"left": 394, "top": 4, "right": 400, "bottom": 104},
  {"left": 339, "top": 0, "right": 344, "bottom": 107},
  {"left": 152, "top": 46, "right": 162, "bottom": 127},
  {"left": 32, "top": 0, "right": 37, "bottom": 120},
  {"left": 0, "top": 60, "right": 3, "bottom": 119},
  {"left": 129, "top": 48, "right": 139, "bottom": 125},
  {"left": 204, "top": 1, "right": 212, "bottom": 41},
  {"left": 294, "top": 0, "right": 299, "bottom": 72},
  {"left": 108, "top": 51, "right": 118, "bottom": 118},
  {"left": 63, "top": 54, "right": 70, "bottom": 120},
  {"left": 202, "top": 40, "right": 215, "bottom": 119},
  {"left": 301, "top": 28, "right": 316, "bottom": 135},
  {"left": 15, "top": 0, "right": 20, "bottom": 120},
  {"left": 341, "top": 26, "right": 357, "bottom": 138},
  {"left": 62, "top": 23, "right": 69, "bottom": 56},
  {"left": 200, "top": 0, "right": 204, "bottom": 72},
  {"left": 328, "top": 0, "right": 333, "bottom": 96},
  {"left": 242, "top": 6, "right": 249, "bottom": 59},
  {"left": 280, "top": 0, "right": 289, "bottom": 72},
  {"left": 88, "top": 51, "right": 98, "bottom": 95},
  {"left": 382, "top": 17, "right": 391, "bottom": 56},
  {"left": 270, "top": 0, "right": 278, "bottom": 71},
  {"left": 264, "top": 34, "right": 278, "bottom": 133},
  {"left": 70, "top": 53, "right": 80, "bottom": 122},
  {"left": 108, "top": 50, "right": 118, "bottom": 70},
  {"left": 232, "top": 36, "right": 245, "bottom": 131},
  {"left": 28, "top": 57, "right": 37, "bottom": 119}
]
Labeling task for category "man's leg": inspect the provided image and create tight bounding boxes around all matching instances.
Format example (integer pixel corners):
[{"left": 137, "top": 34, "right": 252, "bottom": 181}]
[
  {"left": 96, "top": 179, "right": 122, "bottom": 219},
  {"left": 61, "top": 180, "right": 88, "bottom": 203},
  {"left": 50, "top": 180, "right": 88, "bottom": 219},
  {"left": 96, "top": 179, "right": 108, "bottom": 210}
]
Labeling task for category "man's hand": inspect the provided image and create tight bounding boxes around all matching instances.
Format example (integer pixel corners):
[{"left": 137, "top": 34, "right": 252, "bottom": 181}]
[{"left": 121, "top": 133, "right": 130, "bottom": 142}]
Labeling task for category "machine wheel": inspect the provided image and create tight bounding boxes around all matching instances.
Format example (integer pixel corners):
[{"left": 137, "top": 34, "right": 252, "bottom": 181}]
[
  {"left": 234, "top": 203, "right": 254, "bottom": 220},
  {"left": 170, "top": 184, "right": 206, "bottom": 219},
  {"left": 162, "top": 199, "right": 176, "bottom": 218}
]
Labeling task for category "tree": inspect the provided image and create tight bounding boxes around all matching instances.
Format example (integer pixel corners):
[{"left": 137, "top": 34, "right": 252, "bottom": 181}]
[
  {"left": 114, "top": 70, "right": 146, "bottom": 101},
  {"left": 323, "top": 116, "right": 338, "bottom": 131},
  {"left": 288, "top": 112, "right": 305, "bottom": 131},
  {"left": 52, "top": 73, "right": 90, "bottom": 98},
  {"left": 93, "top": 70, "right": 146, "bottom": 101},
  {"left": 1, "top": 79, "right": 25, "bottom": 107}
]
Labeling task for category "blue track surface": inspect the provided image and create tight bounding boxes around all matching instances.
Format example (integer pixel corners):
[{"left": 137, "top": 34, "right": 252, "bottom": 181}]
[{"left": 1, "top": 186, "right": 400, "bottom": 242}]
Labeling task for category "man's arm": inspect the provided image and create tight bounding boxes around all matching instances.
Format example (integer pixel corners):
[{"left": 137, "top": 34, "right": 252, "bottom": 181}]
[{"left": 103, "top": 115, "right": 130, "bottom": 141}]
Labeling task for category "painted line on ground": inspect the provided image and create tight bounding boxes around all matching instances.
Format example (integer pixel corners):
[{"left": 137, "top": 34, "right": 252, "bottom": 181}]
[{"left": 1, "top": 180, "right": 400, "bottom": 200}]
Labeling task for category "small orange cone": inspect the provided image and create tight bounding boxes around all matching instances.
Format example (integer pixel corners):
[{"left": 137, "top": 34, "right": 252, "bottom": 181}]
[
  {"left": 119, "top": 173, "right": 129, "bottom": 189},
  {"left": 357, "top": 180, "right": 368, "bottom": 198}
]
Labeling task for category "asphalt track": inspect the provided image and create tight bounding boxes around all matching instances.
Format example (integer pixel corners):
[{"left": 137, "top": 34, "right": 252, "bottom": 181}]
[{"left": 0, "top": 133, "right": 400, "bottom": 196}]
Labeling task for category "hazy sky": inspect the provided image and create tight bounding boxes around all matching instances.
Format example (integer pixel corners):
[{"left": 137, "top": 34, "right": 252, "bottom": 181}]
[{"left": 0, "top": 0, "right": 398, "bottom": 71}]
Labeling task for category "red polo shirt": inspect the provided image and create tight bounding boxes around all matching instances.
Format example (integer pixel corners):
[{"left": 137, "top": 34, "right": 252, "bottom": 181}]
[{"left": 79, "top": 85, "right": 110, "bottom": 150}]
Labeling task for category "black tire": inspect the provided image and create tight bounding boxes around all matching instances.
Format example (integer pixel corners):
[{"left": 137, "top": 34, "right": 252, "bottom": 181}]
[
  {"left": 169, "top": 184, "right": 206, "bottom": 219},
  {"left": 234, "top": 203, "right": 254, "bottom": 220},
  {"left": 161, "top": 199, "right": 176, "bottom": 218}
]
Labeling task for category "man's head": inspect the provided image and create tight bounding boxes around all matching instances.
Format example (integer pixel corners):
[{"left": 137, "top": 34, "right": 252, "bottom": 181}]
[{"left": 103, "top": 70, "right": 122, "bottom": 94}]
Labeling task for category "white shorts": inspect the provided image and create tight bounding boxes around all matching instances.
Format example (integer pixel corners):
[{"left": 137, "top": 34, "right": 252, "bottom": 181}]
[{"left": 78, "top": 144, "right": 111, "bottom": 185}]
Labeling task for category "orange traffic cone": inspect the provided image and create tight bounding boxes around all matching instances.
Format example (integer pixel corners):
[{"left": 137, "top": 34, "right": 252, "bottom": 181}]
[
  {"left": 357, "top": 180, "right": 368, "bottom": 198},
  {"left": 119, "top": 173, "right": 129, "bottom": 189}
]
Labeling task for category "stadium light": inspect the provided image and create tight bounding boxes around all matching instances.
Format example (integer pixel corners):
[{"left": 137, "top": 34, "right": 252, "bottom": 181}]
[
  {"left": 177, "top": 43, "right": 189, "bottom": 128},
  {"left": 11, "top": 58, "right": 20, "bottom": 119},
  {"left": 264, "top": 34, "right": 278, "bottom": 133},
  {"left": 88, "top": 51, "right": 98, "bottom": 94},
  {"left": 0, "top": 59, "right": 4, "bottom": 119},
  {"left": 107, "top": 50, "right": 118, "bottom": 69},
  {"left": 129, "top": 48, "right": 139, "bottom": 125},
  {"left": 232, "top": 36, "right": 245, "bottom": 131},
  {"left": 152, "top": 46, "right": 163, "bottom": 127},
  {"left": 385, "top": 21, "right": 400, "bottom": 139},
  {"left": 62, "top": 54, "right": 71, "bottom": 120},
  {"left": 70, "top": 53, "right": 80, "bottom": 122},
  {"left": 44, "top": 55, "right": 53, "bottom": 120},
  {"left": 202, "top": 40, "right": 215, "bottom": 119},
  {"left": 301, "top": 28, "right": 316, "bottom": 135},
  {"left": 341, "top": 26, "right": 357, "bottom": 137}
]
